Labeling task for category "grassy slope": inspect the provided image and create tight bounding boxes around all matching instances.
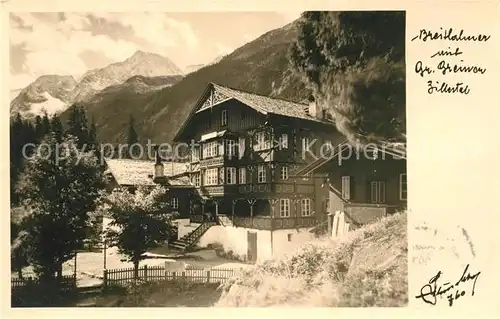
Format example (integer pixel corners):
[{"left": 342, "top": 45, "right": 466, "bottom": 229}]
[
  {"left": 67, "top": 23, "right": 309, "bottom": 144},
  {"left": 215, "top": 212, "right": 408, "bottom": 307}
]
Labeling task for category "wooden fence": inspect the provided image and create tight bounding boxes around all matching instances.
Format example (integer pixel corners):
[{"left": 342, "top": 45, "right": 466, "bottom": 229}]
[
  {"left": 11, "top": 274, "right": 77, "bottom": 292},
  {"left": 104, "top": 264, "right": 238, "bottom": 287}
]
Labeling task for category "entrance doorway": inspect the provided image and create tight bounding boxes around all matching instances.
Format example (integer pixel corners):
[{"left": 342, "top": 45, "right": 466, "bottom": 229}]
[{"left": 247, "top": 231, "right": 257, "bottom": 262}]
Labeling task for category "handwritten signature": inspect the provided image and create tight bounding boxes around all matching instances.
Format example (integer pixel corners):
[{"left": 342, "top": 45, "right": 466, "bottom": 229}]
[{"left": 415, "top": 264, "right": 480, "bottom": 307}]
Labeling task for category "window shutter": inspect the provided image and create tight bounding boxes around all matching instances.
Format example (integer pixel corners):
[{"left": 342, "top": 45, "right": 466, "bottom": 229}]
[
  {"left": 379, "top": 181, "right": 386, "bottom": 203},
  {"left": 370, "top": 181, "right": 377, "bottom": 203},
  {"left": 219, "top": 167, "right": 224, "bottom": 184},
  {"left": 349, "top": 177, "right": 354, "bottom": 201},
  {"left": 341, "top": 176, "right": 351, "bottom": 200}
]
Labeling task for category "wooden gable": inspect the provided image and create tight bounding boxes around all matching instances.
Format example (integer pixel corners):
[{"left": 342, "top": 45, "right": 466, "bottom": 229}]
[{"left": 196, "top": 86, "right": 232, "bottom": 113}]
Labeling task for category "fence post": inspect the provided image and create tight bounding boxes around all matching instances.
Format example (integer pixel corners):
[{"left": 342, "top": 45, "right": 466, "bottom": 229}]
[
  {"left": 206, "top": 270, "right": 211, "bottom": 283},
  {"left": 103, "top": 269, "right": 108, "bottom": 291},
  {"left": 144, "top": 264, "right": 148, "bottom": 281}
]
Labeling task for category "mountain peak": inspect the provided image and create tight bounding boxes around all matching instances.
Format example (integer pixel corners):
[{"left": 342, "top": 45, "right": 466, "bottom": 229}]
[{"left": 128, "top": 50, "right": 168, "bottom": 62}]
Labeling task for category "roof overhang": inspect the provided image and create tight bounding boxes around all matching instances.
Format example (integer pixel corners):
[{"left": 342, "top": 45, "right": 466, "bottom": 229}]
[
  {"left": 200, "top": 130, "right": 227, "bottom": 142},
  {"left": 294, "top": 141, "right": 407, "bottom": 176}
]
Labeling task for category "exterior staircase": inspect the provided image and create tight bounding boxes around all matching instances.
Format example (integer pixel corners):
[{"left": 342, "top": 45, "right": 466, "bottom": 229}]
[
  {"left": 217, "top": 214, "right": 233, "bottom": 227},
  {"left": 293, "top": 140, "right": 348, "bottom": 176},
  {"left": 169, "top": 221, "right": 215, "bottom": 252}
]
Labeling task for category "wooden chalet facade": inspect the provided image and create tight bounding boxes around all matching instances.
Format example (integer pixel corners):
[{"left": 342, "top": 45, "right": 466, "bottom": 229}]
[
  {"left": 173, "top": 83, "right": 345, "bottom": 231},
  {"left": 295, "top": 142, "right": 407, "bottom": 231}
]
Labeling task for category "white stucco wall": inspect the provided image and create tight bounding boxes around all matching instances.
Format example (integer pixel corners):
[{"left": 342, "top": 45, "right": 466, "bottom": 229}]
[
  {"left": 198, "top": 226, "right": 273, "bottom": 262},
  {"left": 197, "top": 225, "right": 314, "bottom": 262},
  {"left": 271, "top": 228, "right": 316, "bottom": 260},
  {"left": 174, "top": 218, "right": 191, "bottom": 227}
]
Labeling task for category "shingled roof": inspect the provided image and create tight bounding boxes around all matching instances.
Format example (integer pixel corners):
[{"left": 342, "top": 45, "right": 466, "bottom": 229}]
[
  {"left": 174, "top": 82, "right": 334, "bottom": 141},
  {"left": 293, "top": 141, "right": 407, "bottom": 177},
  {"left": 210, "top": 83, "right": 332, "bottom": 124},
  {"left": 104, "top": 159, "right": 190, "bottom": 186}
]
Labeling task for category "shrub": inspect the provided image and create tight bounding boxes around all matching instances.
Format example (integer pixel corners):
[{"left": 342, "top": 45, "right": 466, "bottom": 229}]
[{"left": 215, "top": 212, "right": 408, "bottom": 307}]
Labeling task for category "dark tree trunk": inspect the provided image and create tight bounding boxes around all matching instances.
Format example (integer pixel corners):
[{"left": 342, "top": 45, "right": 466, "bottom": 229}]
[
  {"left": 17, "top": 268, "right": 23, "bottom": 279},
  {"left": 56, "top": 263, "right": 63, "bottom": 278},
  {"left": 133, "top": 260, "right": 139, "bottom": 280}
]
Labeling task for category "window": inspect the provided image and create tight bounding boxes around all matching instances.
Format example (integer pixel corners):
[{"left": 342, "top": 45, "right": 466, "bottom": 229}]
[
  {"left": 204, "top": 168, "right": 218, "bottom": 185},
  {"left": 202, "top": 141, "right": 218, "bottom": 158},
  {"left": 226, "top": 167, "right": 236, "bottom": 185},
  {"left": 221, "top": 109, "right": 227, "bottom": 126},
  {"left": 192, "top": 173, "right": 200, "bottom": 187},
  {"left": 341, "top": 176, "right": 351, "bottom": 200},
  {"left": 279, "top": 133, "right": 288, "bottom": 149},
  {"left": 225, "top": 139, "right": 237, "bottom": 158},
  {"left": 302, "top": 137, "right": 310, "bottom": 151},
  {"left": 191, "top": 146, "right": 200, "bottom": 162},
  {"left": 280, "top": 166, "right": 288, "bottom": 180},
  {"left": 239, "top": 167, "right": 246, "bottom": 184},
  {"left": 218, "top": 140, "right": 224, "bottom": 156},
  {"left": 399, "top": 173, "right": 407, "bottom": 201},
  {"left": 280, "top": 199, "right": 290, "bottom": 217},
  {"left": 301, "top": 198, "right": 311, "bottom": 216},
  {"left": 171, "top": 197, "right": 179, "bottom": 209},
  {"left": 370, "top": 181, "right": 386, "bottom": 204},
  {"left": 254, "top": 131, "right": 271, "bottom": 151},
  {"left": 238, "top": 137, "right": 245, "bottom": 158},
  {"left": 206, "top": 117, "right": 212, "bottom": 129},
  {"left": 257, "top": 165, "right": 266, "bottom": 183}
]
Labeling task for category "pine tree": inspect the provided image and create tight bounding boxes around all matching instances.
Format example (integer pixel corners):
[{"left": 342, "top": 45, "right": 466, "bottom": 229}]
[
  {"left": 126, "top": 114, "right": 139, "bottom": 159},
  {"left": 51, "top": 114, "right": 64, "bottom": 142},
  {"left": 10, "top": 113, "right": 38, "bottom": 205},
  {"left": 88, "top": 117, "right": 98, "bottom": 150},
  {"left": 41, "top": 110, "right": 50, "bottom": 137},
  {"left": 34, "top": 115, "right": 43, "bottom": 141},
  {"left": 66, "top": 104, "right": 89, "bottom": 149},
  {"left": 289, "top": 11, "right": 406, "bottom": 144}
]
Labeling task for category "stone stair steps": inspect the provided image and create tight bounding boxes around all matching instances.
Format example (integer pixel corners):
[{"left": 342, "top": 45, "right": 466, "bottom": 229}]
[{"left": 169, "top": 221, "right": 215, "bottom": 252}]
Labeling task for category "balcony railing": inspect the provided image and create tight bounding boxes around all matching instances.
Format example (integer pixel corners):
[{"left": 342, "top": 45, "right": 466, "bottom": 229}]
[{"left": 198, "top": 185, "right": 238, "bottom": 196}]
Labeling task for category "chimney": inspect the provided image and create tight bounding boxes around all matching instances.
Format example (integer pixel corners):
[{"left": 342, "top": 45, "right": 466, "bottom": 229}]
[
  {"left": 154, "top": 145, "right": 165, "bottom": 180},
  {"left": 307, "top": 95, "right": 318, "bottom": 118}
]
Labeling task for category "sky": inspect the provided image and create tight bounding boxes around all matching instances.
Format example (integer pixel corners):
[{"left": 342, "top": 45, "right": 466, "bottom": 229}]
[{"left": 9, "top": 12, "right": 302, "bottom": 91}]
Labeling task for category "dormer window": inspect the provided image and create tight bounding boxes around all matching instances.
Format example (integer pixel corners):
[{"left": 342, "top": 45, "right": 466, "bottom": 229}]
[{"left": 221, "top": 109, "right": 228, "bottom": 126}]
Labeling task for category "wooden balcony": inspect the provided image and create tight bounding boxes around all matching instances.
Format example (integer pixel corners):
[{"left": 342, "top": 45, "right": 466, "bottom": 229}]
[
  {"left": 237, "top": 182, "right": 315, "bottom": 195},
  {"left": 197, "top": 155, "right": 241, "bottom": 167},
  {"left": 198, "top": 185, "right": 238, "bottom": 196}
]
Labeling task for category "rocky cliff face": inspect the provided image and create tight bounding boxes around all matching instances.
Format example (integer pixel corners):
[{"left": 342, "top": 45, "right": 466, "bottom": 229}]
[
  {"left": 10, "top": 75, "right": 77, "bottom": 117},
  {"left": 10, "top": 51, "right": 183, "bottom": 118}
]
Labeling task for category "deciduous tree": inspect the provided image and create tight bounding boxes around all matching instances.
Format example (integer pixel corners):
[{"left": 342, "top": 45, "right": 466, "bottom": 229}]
[
  {"left": 101, "top": 185, "right": 173, "bottom": 279},
  {"left": 15, "top": 134, "right": 104, "bottom": 279}
]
